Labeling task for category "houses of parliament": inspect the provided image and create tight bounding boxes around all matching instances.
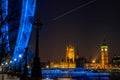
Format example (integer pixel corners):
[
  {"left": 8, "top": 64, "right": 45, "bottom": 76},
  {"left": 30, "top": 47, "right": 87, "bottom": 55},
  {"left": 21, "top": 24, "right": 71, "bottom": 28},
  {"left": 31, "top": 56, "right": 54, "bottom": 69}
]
[{"left": 50, "top": 40, "right": 112, "bottom": 69}]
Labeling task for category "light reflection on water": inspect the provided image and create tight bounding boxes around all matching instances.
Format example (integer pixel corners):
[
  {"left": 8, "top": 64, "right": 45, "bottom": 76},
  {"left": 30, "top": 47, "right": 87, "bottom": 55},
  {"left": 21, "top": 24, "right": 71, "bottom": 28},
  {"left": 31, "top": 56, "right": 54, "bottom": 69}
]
[
  {"left": 75, "top": 77, "right": 109, "bottom": 80},
  {"left": 43, "top": 77, "right": 110, "bottom": 80}
]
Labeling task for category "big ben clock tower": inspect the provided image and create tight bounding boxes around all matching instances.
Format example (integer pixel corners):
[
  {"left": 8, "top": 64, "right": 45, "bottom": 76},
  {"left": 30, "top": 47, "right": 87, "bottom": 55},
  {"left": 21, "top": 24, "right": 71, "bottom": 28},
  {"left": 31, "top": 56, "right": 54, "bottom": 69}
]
[{"left": 101, "top": 40, "right": 108, "bottom": 69}]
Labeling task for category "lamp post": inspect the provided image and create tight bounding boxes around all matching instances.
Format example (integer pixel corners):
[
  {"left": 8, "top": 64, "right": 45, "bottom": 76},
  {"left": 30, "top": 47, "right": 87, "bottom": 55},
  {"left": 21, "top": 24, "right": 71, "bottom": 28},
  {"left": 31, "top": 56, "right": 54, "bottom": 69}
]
[{"left": 31, "top": 18, "right": 42, "bottom": 79}]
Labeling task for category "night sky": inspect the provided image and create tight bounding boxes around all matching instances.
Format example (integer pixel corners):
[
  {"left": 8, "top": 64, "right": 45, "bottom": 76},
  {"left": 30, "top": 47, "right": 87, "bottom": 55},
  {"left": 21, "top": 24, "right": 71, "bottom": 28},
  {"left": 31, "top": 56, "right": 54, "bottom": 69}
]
[{"left": 30, "top": 0, "right": 120, "bottom": 62}]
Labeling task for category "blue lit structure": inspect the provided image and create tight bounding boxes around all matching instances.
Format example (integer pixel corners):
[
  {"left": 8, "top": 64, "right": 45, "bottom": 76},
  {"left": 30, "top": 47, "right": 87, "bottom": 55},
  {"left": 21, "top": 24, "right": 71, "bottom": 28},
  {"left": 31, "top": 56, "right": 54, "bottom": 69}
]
[
  {"left": 1, "top": 0, "right": 10, "bottom": 53},
  {"left": 12, "top": 0, "right": 36, "bottom": 63},
  {"left": 42, "top": 68, "right": 109, "bottom": 79},
  {"left": 28, "top": 68, "right": 110, "bottom": 79},
  {"left": 1, "top": 0, "right": 36, "bottom": 69}
]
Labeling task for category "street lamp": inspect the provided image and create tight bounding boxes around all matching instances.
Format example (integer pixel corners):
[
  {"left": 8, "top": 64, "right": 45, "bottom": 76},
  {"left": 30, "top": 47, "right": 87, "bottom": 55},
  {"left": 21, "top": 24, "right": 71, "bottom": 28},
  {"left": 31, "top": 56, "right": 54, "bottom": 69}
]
[
  {"left": 1, "top": 63, "right": 4, "bottom": 66},
  {"left": 10, "top": 61, "right": 12, "bottom": 64},
  {"left": 31, "top": 18, "right": 42, "bottom": 79},
  {"left": 5, "top": 62, "right": 8, "bottom": 65},
  {"left": 9, "top": 60, "right": 12, "bottom": 70}
]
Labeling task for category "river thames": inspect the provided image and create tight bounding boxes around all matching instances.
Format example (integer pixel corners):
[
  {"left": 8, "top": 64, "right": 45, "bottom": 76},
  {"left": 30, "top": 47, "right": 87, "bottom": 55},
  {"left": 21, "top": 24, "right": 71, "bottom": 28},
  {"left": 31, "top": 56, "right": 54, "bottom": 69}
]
[{"left": 41, "top": 68, "right": 120, "bottom": 80}]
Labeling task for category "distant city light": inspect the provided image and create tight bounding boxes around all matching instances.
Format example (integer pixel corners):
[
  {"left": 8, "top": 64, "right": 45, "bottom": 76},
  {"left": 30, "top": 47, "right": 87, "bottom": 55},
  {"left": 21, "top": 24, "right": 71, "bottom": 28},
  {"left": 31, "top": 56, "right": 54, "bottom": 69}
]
[
  {"left": 27, "top": 65, "right": 30, "bottom": 69},
  {"left": 46, "top": 65, "right": 49, "bottom": 68},
  {"left": 5, "top": 62, "right": 8, "bottom": 65},
  {"left": 1, "top": 63, "right": 4, "bottom": 66},
  {"left": 92, "top": 60, "right": 96, "bottom": 63}
]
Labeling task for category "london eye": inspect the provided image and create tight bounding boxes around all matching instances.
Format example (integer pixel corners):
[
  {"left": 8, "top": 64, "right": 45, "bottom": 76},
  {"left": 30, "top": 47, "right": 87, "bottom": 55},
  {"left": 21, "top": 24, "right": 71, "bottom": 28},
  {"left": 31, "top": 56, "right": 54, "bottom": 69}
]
[{"left": 0, "top": 0, "right": 36, "bottom": 68}]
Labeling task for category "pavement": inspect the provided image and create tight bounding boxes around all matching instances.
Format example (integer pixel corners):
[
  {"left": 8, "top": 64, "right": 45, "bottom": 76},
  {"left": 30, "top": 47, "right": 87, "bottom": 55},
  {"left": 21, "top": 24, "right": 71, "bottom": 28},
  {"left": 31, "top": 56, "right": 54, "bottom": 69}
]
[{"left": 0, "top": 74, "right": 20, "bottom": 80}]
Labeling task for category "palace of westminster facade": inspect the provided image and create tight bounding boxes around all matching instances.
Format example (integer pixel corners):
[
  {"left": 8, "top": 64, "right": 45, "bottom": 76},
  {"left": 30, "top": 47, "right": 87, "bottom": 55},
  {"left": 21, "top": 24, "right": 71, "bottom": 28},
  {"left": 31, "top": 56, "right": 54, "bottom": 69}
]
[{"left": 50, "top": 40, "right": 112, "bottom": 69}]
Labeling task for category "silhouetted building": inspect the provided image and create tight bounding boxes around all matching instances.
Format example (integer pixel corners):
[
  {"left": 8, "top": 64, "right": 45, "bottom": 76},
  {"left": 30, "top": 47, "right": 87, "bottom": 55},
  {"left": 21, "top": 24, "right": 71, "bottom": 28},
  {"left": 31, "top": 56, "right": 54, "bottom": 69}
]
[
  {"left": 111, "top": 56, "right": 120, "bottom": 67},
  {"left": 75, "top": 56, "right": 86, "bottom": 67}
]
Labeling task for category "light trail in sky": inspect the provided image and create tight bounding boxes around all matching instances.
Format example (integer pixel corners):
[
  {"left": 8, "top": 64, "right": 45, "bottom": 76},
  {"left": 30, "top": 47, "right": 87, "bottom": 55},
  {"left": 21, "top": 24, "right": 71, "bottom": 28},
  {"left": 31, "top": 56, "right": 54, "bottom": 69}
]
[{"left": 53, "top": 0, "right": 96, "bottom": 21}]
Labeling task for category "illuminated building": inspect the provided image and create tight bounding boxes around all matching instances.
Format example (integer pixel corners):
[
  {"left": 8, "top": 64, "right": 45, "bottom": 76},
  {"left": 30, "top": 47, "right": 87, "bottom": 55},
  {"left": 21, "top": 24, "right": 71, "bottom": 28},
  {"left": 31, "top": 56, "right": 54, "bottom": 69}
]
[
  {"left": 50, "top": 41, "right": 112, "bottom": 69},
  {"left": 101, "top": 40, "right": 109, "bottom": 69},
  {"left": 50, "top": 44, "right": 76, "bottom": 68},
  {"left": 85, "top": 40, "right": 111, "bottom": 69},
  {"left": 66, "top": 45, "right": 75, "bottom": 63}
]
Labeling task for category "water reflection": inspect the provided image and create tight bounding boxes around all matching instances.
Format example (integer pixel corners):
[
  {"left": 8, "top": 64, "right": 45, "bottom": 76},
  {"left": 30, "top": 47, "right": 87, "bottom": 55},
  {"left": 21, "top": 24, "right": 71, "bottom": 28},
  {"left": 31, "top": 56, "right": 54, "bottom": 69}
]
[
  {"left": 42, "top": 77, "right": 109, "bottom": 80},
  {"left": 75, "top": 77, "right": 109, "bottom": 80}
]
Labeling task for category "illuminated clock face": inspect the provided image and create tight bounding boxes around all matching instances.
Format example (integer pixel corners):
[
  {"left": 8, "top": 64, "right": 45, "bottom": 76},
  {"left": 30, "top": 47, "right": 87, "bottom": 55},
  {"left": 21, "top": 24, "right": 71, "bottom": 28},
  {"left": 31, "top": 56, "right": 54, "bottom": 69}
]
[
  {"left": 101, "top": 49, "right": 104, "bottom": 51},
  {"left": 105, "top": 48, "right": 107, "bottom": 51},
  {"left": 101, "top": 48, "right": 107, "bottom": 51},
  {"left": 101, "top": 45, "right": 108, "bottom": 51}
]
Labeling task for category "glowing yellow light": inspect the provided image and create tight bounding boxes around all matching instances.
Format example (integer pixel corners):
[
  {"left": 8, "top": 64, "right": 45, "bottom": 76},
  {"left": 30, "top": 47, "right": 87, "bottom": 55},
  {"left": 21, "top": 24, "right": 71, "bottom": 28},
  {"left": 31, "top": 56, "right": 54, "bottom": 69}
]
[
  {"left": 92, "top": 60, "right": 96, "bottom": 63},
  {"left": 105, "top": 48, "right": 107, "bottom": 51},
  {"left": 27, "top": 65, "right": 30, "bottom": 69},
  {"left": 69, "top": 48, "right": 73, "bottom": 51},
  {"left": 101, "top": 49, "right": 103, "bottom": 51}
]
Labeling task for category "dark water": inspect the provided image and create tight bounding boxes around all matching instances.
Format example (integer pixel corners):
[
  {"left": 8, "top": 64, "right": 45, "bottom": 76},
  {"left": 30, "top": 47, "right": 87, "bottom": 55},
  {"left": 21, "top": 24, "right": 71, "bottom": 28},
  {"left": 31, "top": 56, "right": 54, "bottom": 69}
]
[
  {"left": 57, "top": 76, "right": 109, "bottom": 80},
  {"left": 74, "top": 77, "right": 109, "bottom": 80},
  {"left": 109, "top": 72, "right": 120, "bottom": 80},
  {"left": 74, "top": 72, "right": 120, "bottom": 80}
]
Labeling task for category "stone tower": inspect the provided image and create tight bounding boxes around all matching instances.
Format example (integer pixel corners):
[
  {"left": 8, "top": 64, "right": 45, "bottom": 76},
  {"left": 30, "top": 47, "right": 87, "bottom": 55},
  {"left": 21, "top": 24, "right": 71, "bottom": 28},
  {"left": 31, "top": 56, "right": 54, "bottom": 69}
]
[
  {"left": 66, "top": 44, "right": 75, "bottom": 63},
  {"left": 101, "top": 40, "right": 108, "bottom": 69}
]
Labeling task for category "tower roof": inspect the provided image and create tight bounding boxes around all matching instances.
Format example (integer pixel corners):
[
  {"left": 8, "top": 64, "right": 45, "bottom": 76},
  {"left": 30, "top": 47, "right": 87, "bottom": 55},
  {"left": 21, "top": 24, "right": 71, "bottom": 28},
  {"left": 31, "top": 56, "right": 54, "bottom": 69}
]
[
  {"left": 101, "top": 40, "right": 108, "bottom": 49},
  {"left": 102, "top": 40, "right": 107, "bottom": 46}
]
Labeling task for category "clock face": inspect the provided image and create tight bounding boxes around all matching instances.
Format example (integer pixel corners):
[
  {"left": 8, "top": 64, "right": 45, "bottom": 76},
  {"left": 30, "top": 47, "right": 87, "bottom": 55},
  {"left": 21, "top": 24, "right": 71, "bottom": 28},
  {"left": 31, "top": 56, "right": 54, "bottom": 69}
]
[
  {"left": 101, "top": 49, "right": 104, "bottom": 51},
  {"left": 101, "top": 45, "right": 108, "bottom": 52},
  {"left": 101, "top": 48, "right": 108, "bottom": 51},
  {"left": 105, "top": 48, "right": 107, "bottom": 51}
]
